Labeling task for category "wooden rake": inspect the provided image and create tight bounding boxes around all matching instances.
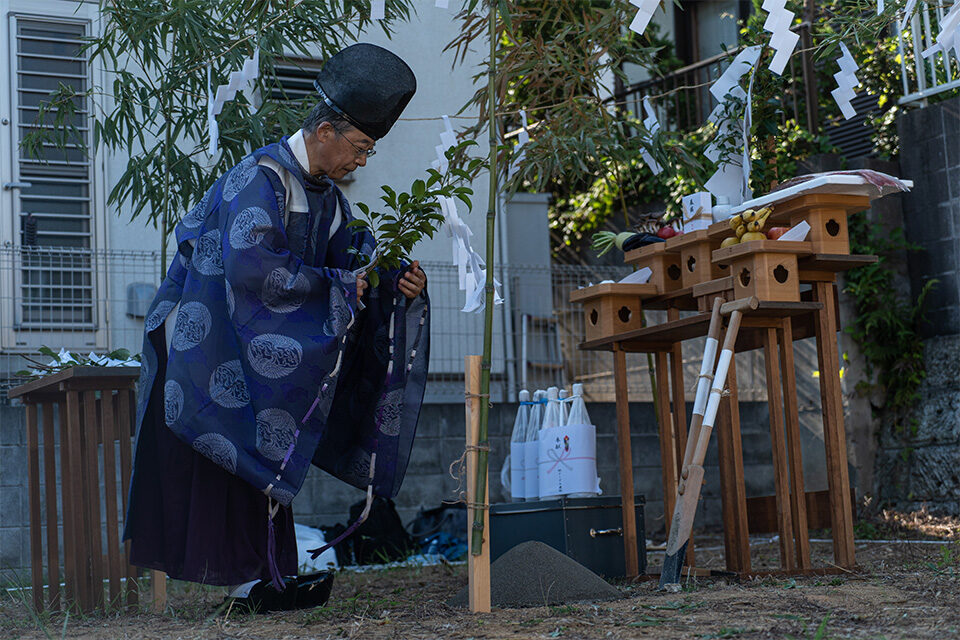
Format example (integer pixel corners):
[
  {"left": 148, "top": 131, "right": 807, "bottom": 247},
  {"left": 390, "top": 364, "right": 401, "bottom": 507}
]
[{"left": 659, "top": 296, "right": 757, "bottom": 588}]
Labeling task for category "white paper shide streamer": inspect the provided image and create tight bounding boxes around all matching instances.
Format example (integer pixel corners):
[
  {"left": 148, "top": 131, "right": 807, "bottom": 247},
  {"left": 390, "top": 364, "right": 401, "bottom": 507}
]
[
  {"left": 762, "top": 0, "right": 799, "bottom": 75},
  {"left": 371, "top": 0, "right": 385, "bottom": 21},
  {"left": 430, "top": 117, "right": 502, "bottom": 313},
  {"left": 921, "top": 2, "right": 960, "bottom": 64},
  {"left": 703, "top": 45, "right": 762, "bottom": 206},
  {"left": 830, "top": 42, "right": 861, "bottom": 120},
  {"left": 628, "top": 0, "right": 660, "bottom": 35},
  {"left": 431, "top": 115, "right": 457, "bottom": 174},
  {"left": 640, "top": 96, "right": 662, "bottom": 175},
  {"left": 209, "top": 49, "right": 260, "bottom": 155}
]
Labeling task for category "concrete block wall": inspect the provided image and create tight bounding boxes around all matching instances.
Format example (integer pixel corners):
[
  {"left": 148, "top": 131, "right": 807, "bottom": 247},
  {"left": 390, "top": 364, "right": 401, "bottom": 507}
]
[
  {"left": 0, "top": 396, "right": 838, "bottom": 582},
  {"left": 0, "top": 404, "right": 28, "bottom": 581},
  {"left": 871, "top": 96, "right": 960, "bottom": 514},
  {"left": 898, "top": 95, "right": 960, "bottom": 339}
]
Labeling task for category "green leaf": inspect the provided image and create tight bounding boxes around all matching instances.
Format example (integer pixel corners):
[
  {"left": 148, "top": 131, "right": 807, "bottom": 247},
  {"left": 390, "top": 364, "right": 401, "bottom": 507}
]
[
  {"left": 38, "top": 346, "right": 58, "bottom": 359},
  {"left": 411, "top": 179, "right": 426, "bottom": 198}
]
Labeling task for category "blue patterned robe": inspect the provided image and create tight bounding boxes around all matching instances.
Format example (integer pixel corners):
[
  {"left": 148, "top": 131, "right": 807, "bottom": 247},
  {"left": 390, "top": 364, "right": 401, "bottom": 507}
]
[{"left": 126, "top": 139, "right": 429, "bottom": 533}]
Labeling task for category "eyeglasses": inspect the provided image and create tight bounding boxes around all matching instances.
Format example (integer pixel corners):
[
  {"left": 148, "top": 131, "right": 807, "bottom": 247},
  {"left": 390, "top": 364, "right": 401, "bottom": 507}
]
[{"left": 337, "top": 131, "right": 377, "bottom": 158}]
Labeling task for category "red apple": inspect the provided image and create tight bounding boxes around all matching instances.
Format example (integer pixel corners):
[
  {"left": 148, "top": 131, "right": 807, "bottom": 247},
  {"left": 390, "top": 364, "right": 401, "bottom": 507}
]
[
  {"left": 766, "top": 227, "right": 790, "bottom": 240},
  {"left": 656, "top": 226, "right": 678, "bottom": 239}
]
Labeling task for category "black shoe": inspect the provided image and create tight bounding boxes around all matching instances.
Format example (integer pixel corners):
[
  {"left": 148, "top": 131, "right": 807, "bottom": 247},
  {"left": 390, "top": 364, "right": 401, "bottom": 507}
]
[
  {"left": 227, "top": 577, "right": 297, "bottom": 613},
  {"left": 226, "top": 572, "right": 335, "bottom": 613},
  {"left": 294, "top": 571, "right": 335, "bottom": 610}
]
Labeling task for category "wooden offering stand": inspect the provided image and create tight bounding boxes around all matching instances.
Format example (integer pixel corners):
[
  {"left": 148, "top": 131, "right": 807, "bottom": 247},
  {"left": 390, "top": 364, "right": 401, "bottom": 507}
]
[
  {"left": 8, "top": 367, "right": 141, "bottom": 613},
  {"left": 570, "top": 282, "right": 658, "bottom": 343},
  {"left": 624, "top": 242, "right": 684, "bottom": 293},
  {"left": 712, "top": 240, "right": 812, "bottom": 303},
  {"left": 665, "top": 230, "right": 727, "bottom": 290},
  {"left": 570, "top": 186, "right": 887, "bottom": 580}
]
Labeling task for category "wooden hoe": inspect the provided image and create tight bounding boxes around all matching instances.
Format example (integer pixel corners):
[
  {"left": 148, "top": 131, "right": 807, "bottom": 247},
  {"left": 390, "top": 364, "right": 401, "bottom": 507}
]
[{"left": 659, "top": 296, "right": 754, "bottom": 588}]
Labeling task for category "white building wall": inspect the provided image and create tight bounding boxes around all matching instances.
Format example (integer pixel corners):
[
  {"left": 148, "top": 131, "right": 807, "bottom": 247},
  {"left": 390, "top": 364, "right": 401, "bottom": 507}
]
[{"left": 0, "top": 0, "right": 507, "bottom": 388}]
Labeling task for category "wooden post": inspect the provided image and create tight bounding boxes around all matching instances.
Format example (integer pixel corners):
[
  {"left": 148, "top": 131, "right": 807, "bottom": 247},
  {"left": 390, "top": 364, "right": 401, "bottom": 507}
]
[
  {"left": 65, "top": 390, "right": 89, "bottom": 611},
  {"left": 151, "top": 571, "right": 166, "bottom": 612},
  {"left": 465, "top": 355, "right": 490, "bottom": 612},
  {"left": 613, "top": 345, "right": 640, "bottom": 578},
  {"left": 813, "top": 282, "right": 856, "bottom": 568},
  {"left": 42, "top": 404, "right": 60, "bottom": 611},
  {"left": 762, "top": 328, "right": 796, "bottom": 571},
  {"left": 58, "top": 401, "right": 76, "bottom": 609},
  {"left": 100, "top": 391, "right": 122, "bottom": 606},
  {"left": 800, "top": 0, "right": 819, "bottom": 131},
  {"left": 715, "top": 350, "right": 751, "bottom": 573},
  {"left": 115, "top": 388, "right": 139, "bottom": 606},
  {"left": 655, "top": 351, "right": 678, "bottom": 535},
  {"left": 81, "top": 391, "right": 104, "bottom": 609},
  {"left": 667, "top": 307, "right": 693, "bottom": 567},
  {"left": 778, "top": 319, "right": 811, "bottom": 569},
  {"left": 26, "top": 403, "right": 43, "bottom": 612}
]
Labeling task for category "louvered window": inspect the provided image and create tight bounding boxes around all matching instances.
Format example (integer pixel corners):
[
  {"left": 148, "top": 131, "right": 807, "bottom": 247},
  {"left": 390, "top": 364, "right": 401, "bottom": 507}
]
[
  {"left": 14, "top": 17, "right": 94, "bottom": 328},
  {"left": 269, "top": 58, "right": 355, "bottom": 182}
]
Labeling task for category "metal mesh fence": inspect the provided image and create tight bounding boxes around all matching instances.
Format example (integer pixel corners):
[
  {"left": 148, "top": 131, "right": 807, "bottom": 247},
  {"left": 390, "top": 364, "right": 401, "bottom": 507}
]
[{"left": 0, "top": 246, "right": 825, "bottom": 406}]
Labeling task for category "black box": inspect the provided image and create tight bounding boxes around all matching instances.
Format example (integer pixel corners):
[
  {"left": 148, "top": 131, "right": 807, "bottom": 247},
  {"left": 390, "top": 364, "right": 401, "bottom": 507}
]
[{"left": 489, "top": 495, "right": 646, "bottom": 579}]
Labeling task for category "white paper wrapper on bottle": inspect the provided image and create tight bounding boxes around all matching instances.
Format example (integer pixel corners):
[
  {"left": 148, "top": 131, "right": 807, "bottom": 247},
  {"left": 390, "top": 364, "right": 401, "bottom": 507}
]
[
  {"left": 538, "top": 387, "right": 563, "bottom": 499},
  {"left": 538, "top": 424, "right": 599, "bottom": 498},
  {"left": 523, "top": 440, "right": 540, "bottom": 499},
  {"left": 509, "top": 442, "right": 525, "bottom": 500}
]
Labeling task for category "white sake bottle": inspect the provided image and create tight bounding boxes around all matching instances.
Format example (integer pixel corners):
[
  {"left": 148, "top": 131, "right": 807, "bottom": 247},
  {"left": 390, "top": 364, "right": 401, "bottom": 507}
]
[
  {"left": 538, "top": 387, "right": 563, "bottom": 499},
  {"left": 565, "top": 382, "right": 601, "bottom": 497},
  {"left": 523, "top": 390, "right": 545, "bottom": 501},
  {"left": 508, "top": 390, "right": 530, "bottom": 501}
]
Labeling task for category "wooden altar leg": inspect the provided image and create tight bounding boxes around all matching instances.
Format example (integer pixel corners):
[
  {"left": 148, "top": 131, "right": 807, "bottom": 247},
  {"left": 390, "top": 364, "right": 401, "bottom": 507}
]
[
  {"left": 100, "top": 391, "right": 122, "bottom": 607},
  {"left": 59, "top": 400, "right": 77, "bottom": 610},
  {"left": 42, "top": 404, "right": 61, "bottom": 611},
  {"left": 115, "top": 388, "right": 138, "bottom": 607},
  {"left": 655, "top": 351, "right": 678, "bottom": 538},
  {"left": 613, "top": 345, "right": 639, "bottom": 578},
  {"left": 26, "top": 403, "right": 43, "bottom": 611},
  {"left": 81, "top": 391, "right": 104, "bottom": 609},
  {"left": 762, "top": 328, "right": 796, "bottom": 571},
  {"left": 667, "top": 308, "right": 694, "bottom": 567},
  {"left": 813, "top": 282, "right": 855, "bottom": 568},
  {"left": 65, "top": 391, "right": 90, "bottom": 612},
  {"left": 716, "top": 348, "right": 751, "bottom": 573},
  {"left": 778, "top": 318, "right": 811, "bottom": 569}
]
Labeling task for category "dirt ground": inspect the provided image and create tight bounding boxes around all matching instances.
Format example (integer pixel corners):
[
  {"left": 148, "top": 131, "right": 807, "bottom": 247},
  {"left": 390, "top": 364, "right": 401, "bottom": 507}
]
[{"left": 3, "top": 530, "right": 959, "bottom": 639}]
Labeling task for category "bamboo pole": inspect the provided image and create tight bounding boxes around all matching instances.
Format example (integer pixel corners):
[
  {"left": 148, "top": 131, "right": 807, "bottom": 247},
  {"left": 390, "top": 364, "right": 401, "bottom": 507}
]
[
  {"left": 465, "top": 355, "right": 491, "bottom": 612},
  {"left": 471, "top": 0, "right": 498, "bottom": 556}
]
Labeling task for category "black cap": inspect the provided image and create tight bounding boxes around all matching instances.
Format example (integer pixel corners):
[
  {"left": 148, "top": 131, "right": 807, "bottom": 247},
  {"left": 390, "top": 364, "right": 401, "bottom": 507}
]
[{"left": 313, "top": 43, "right": 416, "bottom": 140}]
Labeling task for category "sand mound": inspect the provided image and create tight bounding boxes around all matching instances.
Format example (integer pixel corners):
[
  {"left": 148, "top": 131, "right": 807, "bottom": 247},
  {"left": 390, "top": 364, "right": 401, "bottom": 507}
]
[{"left": 448, "top": 541, "right": 623, "bottom": 608}]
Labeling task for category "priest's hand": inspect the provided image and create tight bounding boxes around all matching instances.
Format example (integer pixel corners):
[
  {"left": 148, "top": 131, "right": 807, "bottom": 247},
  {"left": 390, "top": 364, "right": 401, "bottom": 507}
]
[
  {"left": 399, "top": 260, "right": 426, "bottom": 299},
  {"left": 356, "top": 274, "right": 368, "bottom": 298}
]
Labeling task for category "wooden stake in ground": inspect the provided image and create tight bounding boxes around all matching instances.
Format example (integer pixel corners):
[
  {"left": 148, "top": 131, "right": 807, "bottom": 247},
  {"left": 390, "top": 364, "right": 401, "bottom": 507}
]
[
  {"left": 152, "top": 570, "right": 166, "bottom": 612},
  {"left": 465, "top": 355, "right": 490, "bottom": 612}
]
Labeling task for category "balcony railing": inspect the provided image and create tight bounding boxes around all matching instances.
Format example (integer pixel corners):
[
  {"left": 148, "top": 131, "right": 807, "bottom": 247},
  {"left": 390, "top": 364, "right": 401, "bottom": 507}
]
[
  {"left": 612, "top": 24, "right": 821, "bottom": 134},
  {"left": 897, "top": 0, "right": 960, "bottom": 106}
]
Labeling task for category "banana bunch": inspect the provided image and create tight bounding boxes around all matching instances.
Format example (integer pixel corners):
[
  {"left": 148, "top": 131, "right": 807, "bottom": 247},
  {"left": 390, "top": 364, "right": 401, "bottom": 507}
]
[{"left": 720, "top": 207, "right": 773, "bottom": 248}]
